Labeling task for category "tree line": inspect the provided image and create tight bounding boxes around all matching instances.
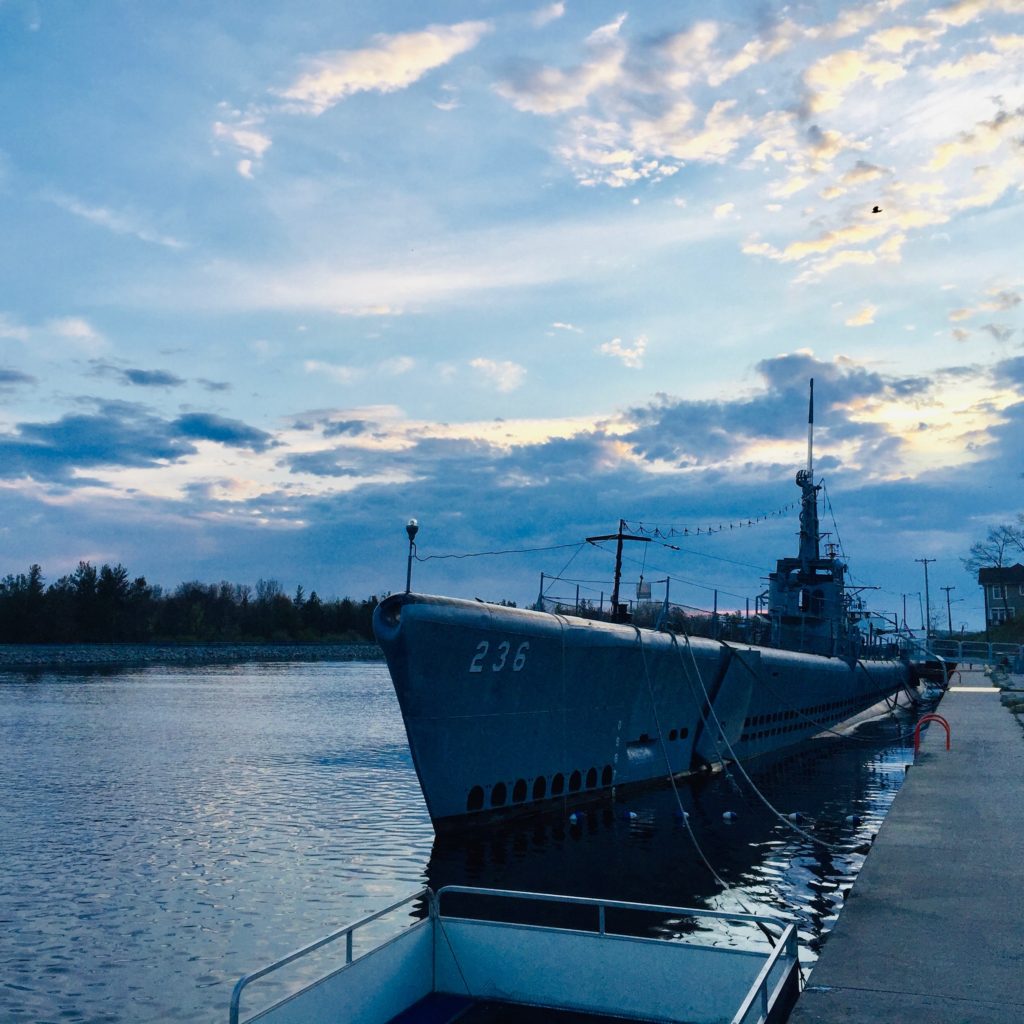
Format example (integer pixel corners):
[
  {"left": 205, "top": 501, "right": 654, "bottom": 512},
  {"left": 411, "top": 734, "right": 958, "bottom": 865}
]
[{"left": 0, "top": 562, "right": 380, "bottom": 644}]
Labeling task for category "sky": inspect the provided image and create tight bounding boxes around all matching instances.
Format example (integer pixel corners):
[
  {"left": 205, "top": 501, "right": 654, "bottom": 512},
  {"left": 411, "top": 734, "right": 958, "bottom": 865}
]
[{"left": 1, "top": 0, "right": 1022, "bottom": 630}]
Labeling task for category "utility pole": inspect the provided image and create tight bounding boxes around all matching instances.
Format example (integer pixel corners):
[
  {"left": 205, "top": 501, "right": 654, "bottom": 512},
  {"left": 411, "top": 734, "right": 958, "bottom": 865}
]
[
  {"left": 586, "top": 520, "right": 650, "bottom": 622},
  {"left": 915, "top": 558, "right": 935, "bottom": 637},
  {"left": 941, "top": 585, "right": 956, "bottom": 637}
]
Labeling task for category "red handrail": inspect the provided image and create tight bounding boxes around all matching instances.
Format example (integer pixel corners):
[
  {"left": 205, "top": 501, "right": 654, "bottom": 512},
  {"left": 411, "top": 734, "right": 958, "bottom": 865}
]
[{"left": 914, "top": 713, "right": 950, "bottom": 755}]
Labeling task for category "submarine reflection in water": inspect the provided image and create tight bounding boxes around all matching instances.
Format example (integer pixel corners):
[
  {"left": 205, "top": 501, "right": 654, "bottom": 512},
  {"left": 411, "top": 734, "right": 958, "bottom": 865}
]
[{"left": 424, "top": 713, "right": 917, "bottom": 960}]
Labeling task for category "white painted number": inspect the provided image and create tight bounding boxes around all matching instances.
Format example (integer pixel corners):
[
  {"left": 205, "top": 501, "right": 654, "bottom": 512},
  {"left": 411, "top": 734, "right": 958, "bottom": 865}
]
[
  {"left": 492, "top": 640, "right": 510, "bottom": 672},
  {"left": 469, "top": 641, "right": 489, "bottom": 673},
  {"left": 467, "top": 638, "right": 529, "bottom": 674},
  {"left": 513, "top": 641, "right": 529, "bottom": 672}
]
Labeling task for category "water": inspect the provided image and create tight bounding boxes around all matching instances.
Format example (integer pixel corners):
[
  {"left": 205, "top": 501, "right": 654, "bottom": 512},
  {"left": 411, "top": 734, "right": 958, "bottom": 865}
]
[{"left": 0, "top": 660, "right": 918, "bottom": 1023}]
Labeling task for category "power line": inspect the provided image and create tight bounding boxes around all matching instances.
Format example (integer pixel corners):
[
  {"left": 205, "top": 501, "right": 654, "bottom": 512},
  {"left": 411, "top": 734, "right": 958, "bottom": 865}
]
[{"left": 415, "top": 541, "right": 580, "bottom": 562}]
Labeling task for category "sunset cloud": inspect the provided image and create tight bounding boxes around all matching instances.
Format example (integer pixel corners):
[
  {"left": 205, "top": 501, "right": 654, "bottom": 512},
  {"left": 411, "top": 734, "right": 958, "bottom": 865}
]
[
  {"left": 845, "top": 304, "right": 878, "bottom": 326},
  {"left": 280, "top": 20, "right": 491, "bottom": 114}
]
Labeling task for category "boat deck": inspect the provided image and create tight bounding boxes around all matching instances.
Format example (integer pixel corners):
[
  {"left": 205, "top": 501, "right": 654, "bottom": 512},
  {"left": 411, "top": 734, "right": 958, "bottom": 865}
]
[
  {"left": 790, "top": 666, "right": 1024, "bottom": 1023},
  {"left": 390, "top": 994, "right": 663, "bottom": 1022}
]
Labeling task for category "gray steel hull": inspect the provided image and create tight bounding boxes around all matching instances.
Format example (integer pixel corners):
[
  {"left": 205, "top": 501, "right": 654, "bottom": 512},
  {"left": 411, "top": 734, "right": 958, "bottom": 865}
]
[{"left": 373, "top": 593, "right": 911, "bottom": 827}]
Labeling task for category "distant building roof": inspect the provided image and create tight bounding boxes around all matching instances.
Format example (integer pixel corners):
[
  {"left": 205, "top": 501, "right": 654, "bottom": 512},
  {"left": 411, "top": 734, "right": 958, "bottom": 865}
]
[{"left": 978, "top": 563, "right": 1024, "bottom": 584}]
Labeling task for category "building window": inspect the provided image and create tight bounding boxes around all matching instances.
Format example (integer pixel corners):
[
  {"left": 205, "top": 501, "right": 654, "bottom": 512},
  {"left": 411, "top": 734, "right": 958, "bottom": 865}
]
[
  {"left": 990, "top": 585, "right": 1005, "bottom": 600},
  {"left": 991, "top": 607, "right": 1015, "bottom": 625}
]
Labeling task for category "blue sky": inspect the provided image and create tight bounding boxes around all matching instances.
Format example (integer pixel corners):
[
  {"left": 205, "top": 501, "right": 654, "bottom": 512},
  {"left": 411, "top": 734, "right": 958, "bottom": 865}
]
[{"left": 1, "top": 0, "right": 1022, "bottom": 628}]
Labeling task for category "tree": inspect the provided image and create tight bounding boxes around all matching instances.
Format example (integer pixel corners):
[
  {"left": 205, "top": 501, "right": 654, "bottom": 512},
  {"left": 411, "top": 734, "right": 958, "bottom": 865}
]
[{"left": 961, "top": 515, "right": 1024, "bottom": 572}]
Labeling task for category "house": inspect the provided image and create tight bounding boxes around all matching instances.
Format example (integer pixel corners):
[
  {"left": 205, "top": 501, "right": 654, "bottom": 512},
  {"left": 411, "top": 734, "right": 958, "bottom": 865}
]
[{"left": 978, "top": 563, "right": 1024, "bottom": 626}]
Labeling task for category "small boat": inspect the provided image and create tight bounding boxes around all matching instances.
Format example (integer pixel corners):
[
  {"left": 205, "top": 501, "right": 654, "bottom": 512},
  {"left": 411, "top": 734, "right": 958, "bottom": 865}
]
[
  {"left": 229, "top": 886, "right": 800, "bottom": 1024},
  {"left": 373, "top": 381, "right": 915, "bottom": 829}
]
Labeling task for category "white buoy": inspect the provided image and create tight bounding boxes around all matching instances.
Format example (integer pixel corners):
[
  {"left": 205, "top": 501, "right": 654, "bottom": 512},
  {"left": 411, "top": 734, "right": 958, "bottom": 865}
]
[
  {"left": 787, "top": 812, "right": 804, "bottom": 824},
  {"left": 673, "top": 809, "right": 690, "bottom": 821},
  {"left": 722, "top": 810, "right": 738, "bottom": 823},
  {"left": 568, "top": 812, "right": 580, "bottom": 825},
  {"left": 625, "top": 810, "right": 638, "bottom": 821},
  {"left": 845, "top": 814, "right": 862, "bottom": 825}
]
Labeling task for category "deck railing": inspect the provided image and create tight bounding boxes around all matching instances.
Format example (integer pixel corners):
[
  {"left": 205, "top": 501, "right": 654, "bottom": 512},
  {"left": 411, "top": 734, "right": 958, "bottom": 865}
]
[{"left": 228, "top": 888, "right": 428, "bottom": 1024}]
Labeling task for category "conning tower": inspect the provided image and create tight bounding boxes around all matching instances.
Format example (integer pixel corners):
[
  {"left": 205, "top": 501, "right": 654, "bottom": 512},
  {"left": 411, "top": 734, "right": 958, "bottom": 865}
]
[{"left": 766, "top": 380, "right": 852, "bottom": 657}]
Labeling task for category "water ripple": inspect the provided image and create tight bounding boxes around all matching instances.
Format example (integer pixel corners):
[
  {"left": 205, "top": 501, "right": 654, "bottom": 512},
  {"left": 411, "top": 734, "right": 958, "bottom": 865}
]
[{"left": 2, "top": 661, "right": 916, "bottom": 1023}]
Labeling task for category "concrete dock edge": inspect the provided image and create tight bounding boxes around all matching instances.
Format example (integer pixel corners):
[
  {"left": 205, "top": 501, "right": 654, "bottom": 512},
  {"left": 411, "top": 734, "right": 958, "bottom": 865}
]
[{"left": 789, "top": 667, "right": 1024, "bottom": 1024}]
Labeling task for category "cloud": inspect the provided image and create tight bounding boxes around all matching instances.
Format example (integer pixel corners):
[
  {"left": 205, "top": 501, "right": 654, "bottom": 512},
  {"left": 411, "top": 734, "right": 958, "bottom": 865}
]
[
  {"left": 598, "top": 335, "right": 647, "bottom": 368},
  {"left": 45, "top": 192, "right": 185, "bottom": 248},
  {"left": 279, "top": 20, "right": 492, "bottom": 115},
  {"left": 46, "top": 317, "right": 107, "bottom": 354},
  {"left": 622, "top": 352, "right": 934, "bottom": 469},
  {"left": 0, "top": 314, "right": 31, "bottom": 342},
  {"left": 926, "top": 0, "right": 1022, "bottom": 29},
  {"left": 947, "top": 284, "right": 1023, "bottom": 325},
  {"left": 335, "top": 304, "right": 403, "bottom": 317},
  {"left": 551, "top": 321, "right": 583, "bottom": 333},
  {"left": 870, "top": 23, "right": 945, "bottom": 54},
  {"left": 323, "top": 419, "right": 371, "bottom": 437},
  {"left": 981, "top": 323, "right": 1014, "bottom": 342},
  {"left": 0, "top": 401, "right": 198, "bottom": 482},
  {"left": 928, "top": 49, "right": 1002, "bottom": 79},
  {"left": 494, "top": 14, "right": 627, "bottom": 114},
  {"left": 0, "top": 368, "right": 36, "bottom": 390},
  {"left": 803, "top": 49, "right": 905, "bottom": 114},
  {"left": 171, "top": 413, "right": 276, "bottom": 451},
  {"left": 304, "top": 359, "right": 359, "bottom": 384},
  {"left": 123, "top": 368, "right": 187, "bottom": 388},
  {"left": 89, "top": 360, "right": 187, "bottom": 389},
  {"left": 213, "top": 111, "right": 273, "bottom": 178},
  {"left": 469, "top": 358, "right": 526, "bottom": 391},
  {"left": 928, "top": 105, "right": 1024, "bottom": 171},
  {"left": 845, "top": 304, "right": 878, "bottom": 326},
  {"left": 282, "top": 450, "right": 366, "bottom": 477},
  {"left": 531, "top": 3, "right": 565, "bottom": 28},
  {"left": 380, "top": 356, "right": 415, "bottom": 375}
]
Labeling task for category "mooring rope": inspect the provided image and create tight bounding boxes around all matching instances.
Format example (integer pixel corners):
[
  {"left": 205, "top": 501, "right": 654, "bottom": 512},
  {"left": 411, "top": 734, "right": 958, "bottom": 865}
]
[
  {"left": 670, "top": 631, "right": 847, "bottom": 855},
  {"left": 632, "top": 627, "right": 784, "bottom": 948}
]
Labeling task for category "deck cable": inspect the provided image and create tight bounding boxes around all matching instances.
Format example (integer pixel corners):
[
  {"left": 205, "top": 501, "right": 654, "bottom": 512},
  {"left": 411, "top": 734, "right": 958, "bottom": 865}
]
[
  {"left": 432, "top": 900, "right": 474, "bottom": 997},
  {"left": 632, "top": 627, "right": 786, "bottom": 950},
  {"left": 632, "top": 627, "right": 734, "bottom": 893},
  {"left": 670, "top": 631, "right": 848, "bottom": 855},
  {"left": 541, "top": 544, "right": 589, "bottom": 603}
]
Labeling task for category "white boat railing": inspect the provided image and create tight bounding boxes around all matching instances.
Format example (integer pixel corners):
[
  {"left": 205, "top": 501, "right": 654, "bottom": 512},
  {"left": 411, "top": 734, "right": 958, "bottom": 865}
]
[
  {"left": 228, "top": 888, "right": 428, "bottom": 1024},
  {"left": 229, "top": 885, "right": 801, "bottom": 1024}
]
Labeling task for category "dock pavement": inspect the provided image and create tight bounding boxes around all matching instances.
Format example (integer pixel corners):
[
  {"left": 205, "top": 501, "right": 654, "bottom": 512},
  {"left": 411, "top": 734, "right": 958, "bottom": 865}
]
[{"left": 789, "top": 666, "right": 1024, "bottom": 1024}]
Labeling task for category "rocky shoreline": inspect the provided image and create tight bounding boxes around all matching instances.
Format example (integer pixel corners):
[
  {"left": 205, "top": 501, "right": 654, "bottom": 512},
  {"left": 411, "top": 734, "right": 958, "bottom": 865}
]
[{"left": 0, "top": 641, "right": 383, "bottom": 671}]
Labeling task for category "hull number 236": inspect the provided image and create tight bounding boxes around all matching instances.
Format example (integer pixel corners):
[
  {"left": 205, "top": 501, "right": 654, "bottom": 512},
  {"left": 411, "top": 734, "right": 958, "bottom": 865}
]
[{"left": 469, "top": 640, "right": 529, "bottom": 673}]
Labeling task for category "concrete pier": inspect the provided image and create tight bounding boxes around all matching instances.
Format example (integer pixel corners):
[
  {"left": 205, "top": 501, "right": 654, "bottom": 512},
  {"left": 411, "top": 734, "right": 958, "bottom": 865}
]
[{"left": 790, "top": 667, "right": 1024, "bottom": 1024}]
